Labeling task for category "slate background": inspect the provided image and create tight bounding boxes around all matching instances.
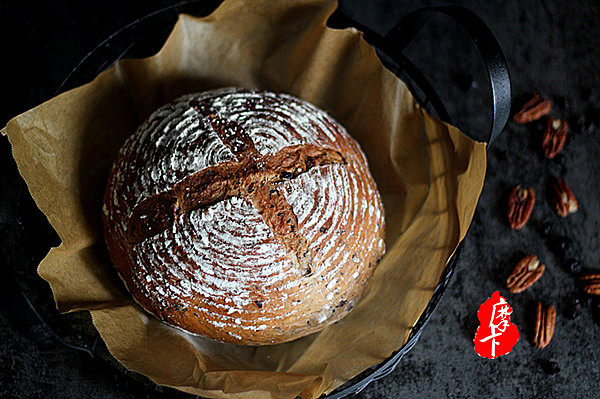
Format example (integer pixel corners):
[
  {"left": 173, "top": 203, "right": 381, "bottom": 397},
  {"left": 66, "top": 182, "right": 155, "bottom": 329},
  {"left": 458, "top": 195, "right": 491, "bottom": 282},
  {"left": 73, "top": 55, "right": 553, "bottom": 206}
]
[{"left": 1, "top": 1, "right": 599, "bottom": 398}]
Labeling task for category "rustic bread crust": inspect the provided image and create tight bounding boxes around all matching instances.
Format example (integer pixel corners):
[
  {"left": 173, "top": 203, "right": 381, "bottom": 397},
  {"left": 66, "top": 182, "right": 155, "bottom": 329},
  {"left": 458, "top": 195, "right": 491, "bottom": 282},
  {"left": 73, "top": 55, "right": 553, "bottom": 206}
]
[{"left": 102, "top": 88, "right": 385, "bottom": 345}]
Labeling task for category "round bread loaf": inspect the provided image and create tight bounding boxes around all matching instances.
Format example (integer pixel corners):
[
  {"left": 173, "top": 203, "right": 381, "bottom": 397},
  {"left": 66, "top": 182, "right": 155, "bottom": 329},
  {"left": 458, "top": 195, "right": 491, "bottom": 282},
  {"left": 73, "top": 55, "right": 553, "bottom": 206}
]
[{"left": 102, "top": 88, "right": 385, "bottom": 345}]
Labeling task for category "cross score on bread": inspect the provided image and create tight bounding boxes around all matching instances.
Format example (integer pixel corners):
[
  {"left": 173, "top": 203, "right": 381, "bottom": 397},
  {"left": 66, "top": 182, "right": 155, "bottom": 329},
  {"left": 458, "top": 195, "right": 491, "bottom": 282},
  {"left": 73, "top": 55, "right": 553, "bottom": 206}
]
[
  {"left": 126, "top": 100, "right": 346, "bottom": 276},
  {"left": 104, "top": 89, "right": 386, "bottom": 344}
]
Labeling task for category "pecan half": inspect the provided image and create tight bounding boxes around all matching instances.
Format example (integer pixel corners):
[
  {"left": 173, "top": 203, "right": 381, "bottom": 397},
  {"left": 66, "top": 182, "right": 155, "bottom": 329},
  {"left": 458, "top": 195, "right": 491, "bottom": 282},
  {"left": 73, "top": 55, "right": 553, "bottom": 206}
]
[
  {"left": 532, "top": 302, "right": 556, "bottom": 349},
  {"left": 543, "top": 117, "right": 568, "bottom": 159},
  {"left": 579, "top": 273, "right": 600, "bottom": 295},
  {"left": 507, "top": 186, "right": 535, "bottom": 229},
  {"left": 506, "top": 255, "right": 545, "bottom": 293},
  {"left": 513, "top": 94, "right": 552, "bottom": 124},
  {"left": 552, "top": 178, "right": 578, "bottom": 217}
]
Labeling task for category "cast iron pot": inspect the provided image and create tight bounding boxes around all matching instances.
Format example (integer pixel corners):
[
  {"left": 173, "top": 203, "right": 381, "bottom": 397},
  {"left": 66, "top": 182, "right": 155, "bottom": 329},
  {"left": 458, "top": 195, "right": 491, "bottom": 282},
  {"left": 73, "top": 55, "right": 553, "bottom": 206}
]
[{"left": 5, "top": 2, "right": 511, "bottom": 397}]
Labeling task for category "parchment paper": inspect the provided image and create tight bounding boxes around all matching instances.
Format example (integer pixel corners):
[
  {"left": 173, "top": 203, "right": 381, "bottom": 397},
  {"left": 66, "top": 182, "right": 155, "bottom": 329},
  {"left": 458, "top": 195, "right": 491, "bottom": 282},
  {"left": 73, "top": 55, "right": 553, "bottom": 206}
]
[{"left": 2, "top": 0, "right": 487, "bottom": 397}]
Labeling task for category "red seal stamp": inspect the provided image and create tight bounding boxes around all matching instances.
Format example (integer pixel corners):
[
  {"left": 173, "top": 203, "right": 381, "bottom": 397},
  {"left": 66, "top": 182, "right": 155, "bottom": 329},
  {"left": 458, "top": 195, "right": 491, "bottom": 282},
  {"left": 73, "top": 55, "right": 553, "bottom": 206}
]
[{"left": 474, "top": 291, "right": 519, "bottom": 359}]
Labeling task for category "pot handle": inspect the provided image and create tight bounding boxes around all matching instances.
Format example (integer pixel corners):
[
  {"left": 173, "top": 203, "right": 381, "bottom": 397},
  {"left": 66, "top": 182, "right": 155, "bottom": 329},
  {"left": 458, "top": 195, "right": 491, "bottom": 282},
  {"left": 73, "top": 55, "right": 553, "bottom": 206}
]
[{"left": 330, "top": 6, "right": 511, "bottom": 145}]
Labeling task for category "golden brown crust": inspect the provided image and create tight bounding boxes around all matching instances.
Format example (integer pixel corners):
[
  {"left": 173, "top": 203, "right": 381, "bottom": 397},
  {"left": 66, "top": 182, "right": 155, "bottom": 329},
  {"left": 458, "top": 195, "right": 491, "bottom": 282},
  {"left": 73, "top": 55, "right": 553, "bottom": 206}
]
[{"left": 102, "top": 88, "right": 385, "bottom": 345}]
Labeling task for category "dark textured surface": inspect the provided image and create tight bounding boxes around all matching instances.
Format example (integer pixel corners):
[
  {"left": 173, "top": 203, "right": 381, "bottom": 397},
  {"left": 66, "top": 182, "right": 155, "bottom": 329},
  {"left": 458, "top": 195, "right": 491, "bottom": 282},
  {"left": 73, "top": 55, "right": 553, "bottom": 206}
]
[{"left": 1, "top": 1, "right": 599, "bottom": 398}]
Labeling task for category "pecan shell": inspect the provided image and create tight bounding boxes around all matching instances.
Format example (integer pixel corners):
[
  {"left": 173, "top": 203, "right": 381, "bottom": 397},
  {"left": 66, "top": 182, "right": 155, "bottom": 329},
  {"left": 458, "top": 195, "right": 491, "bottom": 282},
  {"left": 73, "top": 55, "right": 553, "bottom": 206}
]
[
  {"left": 514, "top": 94, "right": 552, "bottom": 124},
  {"left": 543, "top": 117, "right": 568, "bottom": 159},
  {"left": 552, "top": 178, "right": 578, "bottom": 217},
  {"left": 532, "top": 302, "right": 556, "bottom": 349},
  {"left": 579, "top": 273, "right": 600, "bottom": 296},
  {"left": 507, "top": 186, "right": 535, "bottom": 229},
  {"left": 506, "top": 255, "right": 545, "bottom": 293}
]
